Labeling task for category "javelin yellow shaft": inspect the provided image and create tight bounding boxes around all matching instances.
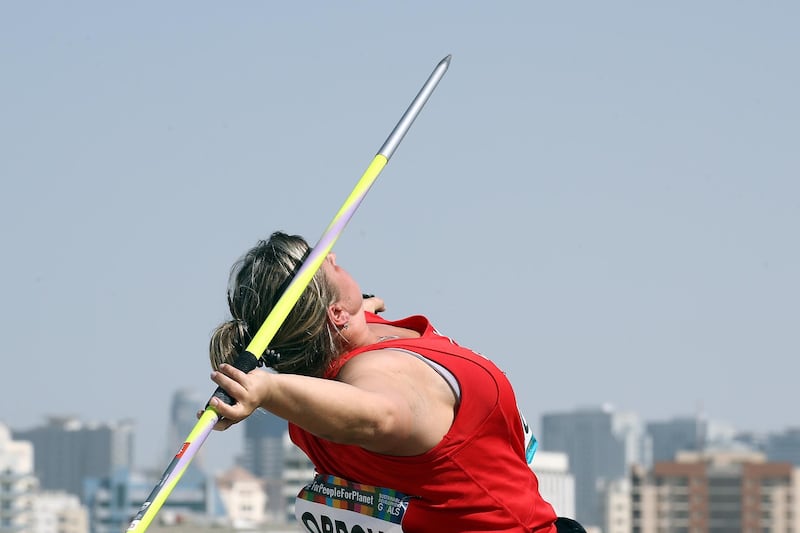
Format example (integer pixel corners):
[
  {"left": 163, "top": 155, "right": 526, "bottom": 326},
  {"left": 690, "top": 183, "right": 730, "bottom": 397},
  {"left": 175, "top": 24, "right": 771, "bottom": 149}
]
[
  {"left": 247, "top": 155, "right": 387, "bottom": 355},
  {"left": 246, "top": 54, "right": 452, "bottom": 357}
]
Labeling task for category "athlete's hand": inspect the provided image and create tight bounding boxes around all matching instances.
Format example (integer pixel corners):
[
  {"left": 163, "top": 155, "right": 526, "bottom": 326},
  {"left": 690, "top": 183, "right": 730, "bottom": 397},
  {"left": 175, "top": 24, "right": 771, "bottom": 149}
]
[
  {"left": 202, "top": 363, "right": 270, "bottom": 431},
  {"left": 362, "top": 293, "right": 386, "bottom": 314}
]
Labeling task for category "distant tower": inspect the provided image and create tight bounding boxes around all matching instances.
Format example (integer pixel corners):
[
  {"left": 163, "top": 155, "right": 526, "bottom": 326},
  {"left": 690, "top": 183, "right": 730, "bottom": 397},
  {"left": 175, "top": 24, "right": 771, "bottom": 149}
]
[
  {"left": 281, "top": 431, "right": 316, "bottom": 524},
  {"left": 166, "top": 389, "right": 206, "bottom": 469},
  {"left": 239, "top": 412, "right": 286, "bottom": 479},
  {"left": 13, "top": 417, "right": 134, "bottom": 502},
  {"left": 696, "top": 400, "right": 706, "bottom": 452},
  {"left": 540, "top": 405, "right": 648, "bottom": 529},
  {"left": 765, "top": 427, "right": 800, "bottom": 465},
  {"left": 647, "top": 416, "right": 708, "bottom": 462},
  {"left": 239, "top": 411, "right": 287, "bottom": 522}
]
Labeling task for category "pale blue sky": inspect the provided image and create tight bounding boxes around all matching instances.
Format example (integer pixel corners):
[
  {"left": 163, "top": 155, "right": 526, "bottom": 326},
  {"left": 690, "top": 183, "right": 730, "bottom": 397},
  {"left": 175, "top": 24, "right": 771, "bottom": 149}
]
[{"left": 1, "top": 2, "right": 798, "bottom": 472}]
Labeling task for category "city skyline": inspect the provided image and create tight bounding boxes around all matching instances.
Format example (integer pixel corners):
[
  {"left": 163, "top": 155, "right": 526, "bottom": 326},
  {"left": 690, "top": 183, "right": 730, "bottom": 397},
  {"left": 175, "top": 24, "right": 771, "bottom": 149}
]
[
  {"left": 2, "top": 2, "right": 798, "bottom": 476},
  {"left": 3, "top": 397, "right": 797, "bottom": 474},
  {"left": 4, "top": 414, "right": 798, "bottom": 532}
]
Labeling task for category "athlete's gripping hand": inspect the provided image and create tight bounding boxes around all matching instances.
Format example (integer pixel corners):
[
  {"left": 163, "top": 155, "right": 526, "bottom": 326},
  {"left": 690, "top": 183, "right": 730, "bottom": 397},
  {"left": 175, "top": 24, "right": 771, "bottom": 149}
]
[
  {"left": 203, "top": 363, "right": 270, "bottom": 431},
  {"left": 362, "top": 293, "right": 386, "bottom": 314}
]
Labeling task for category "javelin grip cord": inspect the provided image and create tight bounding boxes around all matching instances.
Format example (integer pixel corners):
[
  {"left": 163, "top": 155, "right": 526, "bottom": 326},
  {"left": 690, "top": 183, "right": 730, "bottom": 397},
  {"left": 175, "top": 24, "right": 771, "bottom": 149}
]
[{"left": 210, "top": 351, "right": 260, "bottom": 406}]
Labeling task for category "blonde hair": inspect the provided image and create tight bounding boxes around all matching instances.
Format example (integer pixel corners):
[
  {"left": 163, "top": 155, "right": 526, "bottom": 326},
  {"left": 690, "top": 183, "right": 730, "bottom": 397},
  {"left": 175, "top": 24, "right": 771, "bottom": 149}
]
[{"left": 209, "top": 232, "right": 341, "bottom": 376}]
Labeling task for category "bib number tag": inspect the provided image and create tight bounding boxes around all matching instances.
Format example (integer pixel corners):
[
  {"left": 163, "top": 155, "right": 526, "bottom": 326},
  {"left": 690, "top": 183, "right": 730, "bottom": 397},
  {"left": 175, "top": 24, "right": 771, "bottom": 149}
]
[{"left": 296, "top": 474, "right": 410, "bottom": 533}]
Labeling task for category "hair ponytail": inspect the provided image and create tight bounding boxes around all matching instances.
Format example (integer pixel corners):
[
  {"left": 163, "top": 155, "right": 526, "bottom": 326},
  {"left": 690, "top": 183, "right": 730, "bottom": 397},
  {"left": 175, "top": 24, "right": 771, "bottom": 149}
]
[{"left": 209, "top": 319, "right": 250, "bottom": 371}]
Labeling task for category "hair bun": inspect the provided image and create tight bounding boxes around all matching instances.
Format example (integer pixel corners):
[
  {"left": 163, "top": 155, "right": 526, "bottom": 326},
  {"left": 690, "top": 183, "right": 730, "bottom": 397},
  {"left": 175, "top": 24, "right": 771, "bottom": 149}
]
[{"left": 209, "top": 318, "right": 252, "bottom": 370}]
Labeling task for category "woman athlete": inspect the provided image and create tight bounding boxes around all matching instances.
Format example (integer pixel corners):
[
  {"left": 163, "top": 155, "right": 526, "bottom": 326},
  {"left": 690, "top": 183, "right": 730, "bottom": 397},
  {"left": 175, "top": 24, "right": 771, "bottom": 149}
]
[{"left": 206, "top": 231, "right": 585, "bottom": 533}]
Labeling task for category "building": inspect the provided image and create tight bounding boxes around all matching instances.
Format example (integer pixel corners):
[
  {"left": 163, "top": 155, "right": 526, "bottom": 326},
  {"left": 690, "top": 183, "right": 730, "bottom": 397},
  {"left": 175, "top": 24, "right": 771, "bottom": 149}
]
[
  {"left": 604, "top": 478, "right": 631, "bottom": 533},
  {"left": 30, "top": 491, "right": 89, "bottom": 533},
  {"left": 766, "top": 427, "right": 800, "bottom": 466},
  {"left": 541, "top": 405, "right": 649, "bottom": 529},
  {"left": 631, "top": 449, "right": 800, "bottom": 533},
  {"left": 216, "top": 466, "right": 268, "bottom": 529},
  {"left": 0, "top": 422, "right": 38, "bottom": 531},
  {"left": 241, "top": 411, "right": 286, "bottom": 480},
  {"left": 615, "top": 411, "right": 652, "bottom": 469},
  {"left": 280, "top": 431, "right": 315, "bottom": 524},
  {"left": 531, "top": 451, "right": 576, "bottom": 520},
  {"left": 239, "top": 410, "right": 287, "bottom": 522},
  {"left": 647, "top": 416, "right": 706, "bottom": 463},
  {"left": 13, "top": 417, "right": 134, "bottom": 502},
  {"left": 83, "top": 465, "right": 224, "bottom": 533}
]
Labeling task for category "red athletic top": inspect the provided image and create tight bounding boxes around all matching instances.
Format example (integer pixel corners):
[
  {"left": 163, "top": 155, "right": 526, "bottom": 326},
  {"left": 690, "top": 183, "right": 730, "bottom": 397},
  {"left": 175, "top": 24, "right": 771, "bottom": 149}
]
[{"left": 289, "top": 313, "right": 557, "bottom": 533}]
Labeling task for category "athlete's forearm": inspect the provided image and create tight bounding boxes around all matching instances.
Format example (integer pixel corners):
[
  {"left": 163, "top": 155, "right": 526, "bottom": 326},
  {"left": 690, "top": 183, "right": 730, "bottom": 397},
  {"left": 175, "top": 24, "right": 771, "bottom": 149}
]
[
  {"left": 209, "top": 361, "right": 416, "bottom": 451},
  {"left": 263, "top": 372, "right": 408, "bottom": 448}
]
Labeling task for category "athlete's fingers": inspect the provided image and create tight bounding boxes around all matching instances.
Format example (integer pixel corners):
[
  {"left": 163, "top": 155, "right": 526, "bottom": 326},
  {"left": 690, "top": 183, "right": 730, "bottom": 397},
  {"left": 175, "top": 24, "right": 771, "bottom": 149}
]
[
  {"left": 196, "top": 407, "right": 237, "bottom": 431},
  {"left": 210, "top": 366, "right": 247, "bottom": 398},
  {"left": 207, "top": 362, "right": 266, "bottom": 427},
  {"left": 206, "top": 371, "right": 250, "bottom": 424},
  {"left": 207, "top": 396, "right": 246, "bottom": 426},
  {"left": 217, "top": 363, "right": 249, "bottom": 383}
]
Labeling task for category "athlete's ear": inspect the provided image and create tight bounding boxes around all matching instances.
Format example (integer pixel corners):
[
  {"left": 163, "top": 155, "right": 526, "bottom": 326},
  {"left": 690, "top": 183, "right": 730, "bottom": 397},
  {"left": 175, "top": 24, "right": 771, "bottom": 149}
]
[{"left": 327, "top": 302, "right": 350, "bottom": 328}]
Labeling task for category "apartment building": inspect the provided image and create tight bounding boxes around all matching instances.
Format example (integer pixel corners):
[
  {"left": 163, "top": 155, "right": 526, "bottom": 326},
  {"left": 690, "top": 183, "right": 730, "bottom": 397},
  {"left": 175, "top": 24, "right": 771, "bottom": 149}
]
[{"left": 631, "top": 449, "right": 800, "bottom": 533}]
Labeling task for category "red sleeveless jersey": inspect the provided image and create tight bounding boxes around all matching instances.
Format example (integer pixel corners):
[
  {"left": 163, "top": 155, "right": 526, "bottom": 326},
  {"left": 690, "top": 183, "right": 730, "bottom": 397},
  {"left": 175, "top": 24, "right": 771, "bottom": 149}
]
[{"left": 289, "top": 313, "right": 557, "bottom": 533}]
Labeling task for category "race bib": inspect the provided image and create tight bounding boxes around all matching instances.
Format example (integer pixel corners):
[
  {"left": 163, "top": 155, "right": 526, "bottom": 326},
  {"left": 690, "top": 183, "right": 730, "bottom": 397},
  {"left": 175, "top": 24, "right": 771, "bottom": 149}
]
[{"left": 296, "top": 474, "right": 411, "bottom": 533}]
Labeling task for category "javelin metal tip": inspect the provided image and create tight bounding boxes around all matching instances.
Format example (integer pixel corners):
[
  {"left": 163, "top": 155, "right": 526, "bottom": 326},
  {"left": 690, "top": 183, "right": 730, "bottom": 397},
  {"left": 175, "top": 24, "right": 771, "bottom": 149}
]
[{"left": 377, "top": 55, "right": 452, "bottom": 160}]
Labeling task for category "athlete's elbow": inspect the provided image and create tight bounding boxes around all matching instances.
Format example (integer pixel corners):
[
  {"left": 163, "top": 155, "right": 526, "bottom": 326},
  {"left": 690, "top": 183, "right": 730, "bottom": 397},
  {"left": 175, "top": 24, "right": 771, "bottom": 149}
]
[{"left": 363, "top": 408, "right": 415, "bottom": 450}]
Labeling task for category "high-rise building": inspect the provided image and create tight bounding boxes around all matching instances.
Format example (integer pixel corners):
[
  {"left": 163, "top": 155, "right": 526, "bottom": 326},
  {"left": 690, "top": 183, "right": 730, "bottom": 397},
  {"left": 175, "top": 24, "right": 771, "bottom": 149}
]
[
  {"left": 13, "top": 417, "right": 134, "bottom": 502},
  {"left": 615, "top": 411, "right": 652, "bottom": 469},
  {"left": 531, "top": 451, "right": 576, "bottom": 519},
  {"left": 603, "top": 478, "right": 631, "bottom": 533},
  {"left": 0, "top": 422, "right": 38, "bottom": 531},
  {"left": 631, "top": 449, "right": 800, "bottom": 533},
  {"left": 732, "top": 430, "right": 768, "bottom": 454},
  {"left": 240, "top": 411, "right": 285, "bottom": 479},
  {"left": 281, "top": 431, "right": 315, "bottom": 524},
  {"left": 239, "top": 411, "right": 288, "bottom": 522},
  {"left": 166, "top": 389, "right": 206, "bottom": 469},
  {"left": 705, "top": 419, "right": 741, "bottom": 449},
  {"left": 540, "top": 405, "right": 649, "bottom": 529},
  {"left": 766, "top": 427, "right": 800, "bottom": 466},
  {"left": 647, "top": 416, "right": 707, "bottom": 462}
]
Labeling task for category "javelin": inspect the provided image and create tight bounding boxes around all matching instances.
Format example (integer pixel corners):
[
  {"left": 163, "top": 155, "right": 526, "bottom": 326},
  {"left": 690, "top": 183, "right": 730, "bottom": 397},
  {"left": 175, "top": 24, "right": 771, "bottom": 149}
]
[{"left": 126, "top": 54, "right": 451, "bottom": 533}]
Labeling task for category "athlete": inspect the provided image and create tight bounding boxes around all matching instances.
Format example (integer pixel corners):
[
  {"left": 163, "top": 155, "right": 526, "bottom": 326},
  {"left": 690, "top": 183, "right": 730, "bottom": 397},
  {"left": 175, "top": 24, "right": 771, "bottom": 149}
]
[{"left": 206, "top": 231, "right": 585, "bottom": 533}]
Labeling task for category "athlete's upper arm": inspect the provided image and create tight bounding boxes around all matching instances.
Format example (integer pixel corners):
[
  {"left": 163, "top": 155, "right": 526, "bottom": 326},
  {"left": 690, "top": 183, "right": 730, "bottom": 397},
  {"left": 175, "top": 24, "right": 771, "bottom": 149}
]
[{"left": 338, "top": 349, "right": 455, "bottom": 455}]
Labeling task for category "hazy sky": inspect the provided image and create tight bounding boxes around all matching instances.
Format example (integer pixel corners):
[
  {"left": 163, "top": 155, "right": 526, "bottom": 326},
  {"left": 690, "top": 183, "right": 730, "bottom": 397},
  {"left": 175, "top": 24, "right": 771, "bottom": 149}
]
[{"left": 2, "top": 2, "right": 798, "bottom": 474}]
